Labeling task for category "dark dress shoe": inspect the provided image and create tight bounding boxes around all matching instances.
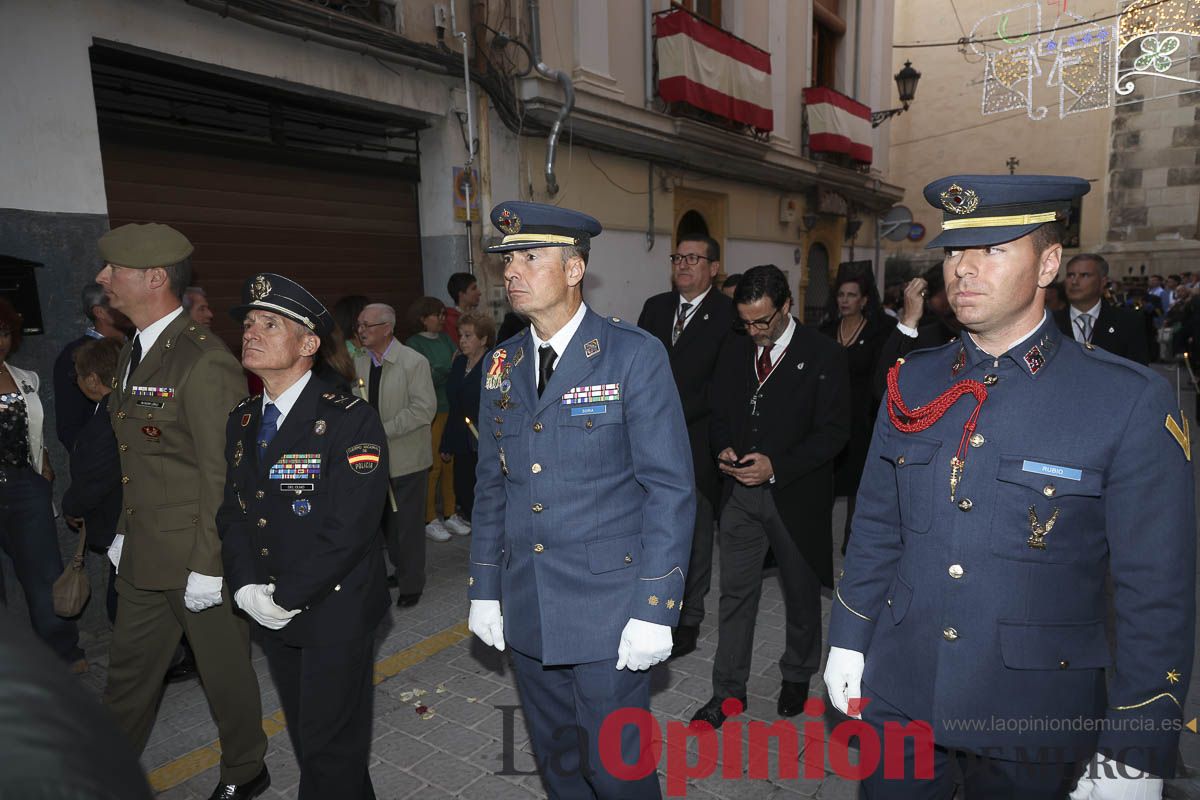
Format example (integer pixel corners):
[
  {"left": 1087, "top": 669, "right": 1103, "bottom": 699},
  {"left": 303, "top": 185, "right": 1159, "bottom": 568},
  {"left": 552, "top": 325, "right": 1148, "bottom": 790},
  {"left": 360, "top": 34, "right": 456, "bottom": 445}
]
[
  {"left": 396, "top": 592, "right": 422, "bottom": 608},
  {"left": 386, "top": 572, "right": 399, "bottom": 588},
  {"left": 777, "top": 680, "right": 809, "bottom": 717},
  {"left": 689, "top": 696, "right": 746, "bottom": 730},
  {"left": 670, "top": 624, "right": 699, "bottom": 659},
  {"left": 163, "top": 657, "right": 199, "bottom": 684},
  {"left": 207, "top": 766, "right": 269, "bottom": 800}
]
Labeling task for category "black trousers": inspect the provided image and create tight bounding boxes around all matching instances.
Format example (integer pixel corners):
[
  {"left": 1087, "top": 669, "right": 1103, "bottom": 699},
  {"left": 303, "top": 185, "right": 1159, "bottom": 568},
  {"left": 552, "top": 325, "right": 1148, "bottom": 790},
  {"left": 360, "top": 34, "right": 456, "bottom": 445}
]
[
  {"left": 260, "top": 632, "right": 377, "bottom": 800},
  {"left": 385, "top": 469, "right": 427, "bottom": 595},
  {"left": 678, "top": 492, "right": 714, "bottom": 628},
  {"left": 858, "top": 685, "right": 1085, "bottom": 799},
  {"left": 453, "top": 452, "right": 477, "bottom": 521},
  {"left": 510, "top": 648, "right": 661, "bottom": 799},
  {"left": 712, "top": 483, "right": 822, "bottom": 700}
]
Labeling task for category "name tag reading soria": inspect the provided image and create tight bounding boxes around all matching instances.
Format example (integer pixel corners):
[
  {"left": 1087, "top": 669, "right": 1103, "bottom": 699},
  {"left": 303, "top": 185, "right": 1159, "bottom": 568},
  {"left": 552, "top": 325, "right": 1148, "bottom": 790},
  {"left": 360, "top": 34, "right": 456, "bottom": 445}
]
[{"left": 346, "top": 443, "right": 381, "bottom": 474}]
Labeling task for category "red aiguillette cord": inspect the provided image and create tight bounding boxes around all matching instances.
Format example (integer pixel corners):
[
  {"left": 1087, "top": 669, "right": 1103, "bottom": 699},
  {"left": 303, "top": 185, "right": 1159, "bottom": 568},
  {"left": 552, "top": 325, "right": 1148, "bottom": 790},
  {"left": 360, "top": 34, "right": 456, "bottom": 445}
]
[{"left": 885, "top": 359, "right": 988, "bottom": 502}]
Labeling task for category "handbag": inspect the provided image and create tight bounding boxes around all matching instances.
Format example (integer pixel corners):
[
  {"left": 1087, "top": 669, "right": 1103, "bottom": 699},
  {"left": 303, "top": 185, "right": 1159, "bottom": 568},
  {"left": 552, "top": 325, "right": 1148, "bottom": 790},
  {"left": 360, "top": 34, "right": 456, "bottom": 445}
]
[{"left": 53, "top": 524, "right": 91, "bottom": 617}]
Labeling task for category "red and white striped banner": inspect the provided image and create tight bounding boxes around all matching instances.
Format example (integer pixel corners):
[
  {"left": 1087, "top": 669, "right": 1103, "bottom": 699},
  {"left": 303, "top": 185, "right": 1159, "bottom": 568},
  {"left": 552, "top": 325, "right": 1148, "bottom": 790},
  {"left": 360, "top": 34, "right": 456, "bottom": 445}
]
[
  {"left": 654, "top": 9, "right": 773, "bottom": 132},
  {"left": 803, "top": 87, "right": 873, "bottom": 164}
]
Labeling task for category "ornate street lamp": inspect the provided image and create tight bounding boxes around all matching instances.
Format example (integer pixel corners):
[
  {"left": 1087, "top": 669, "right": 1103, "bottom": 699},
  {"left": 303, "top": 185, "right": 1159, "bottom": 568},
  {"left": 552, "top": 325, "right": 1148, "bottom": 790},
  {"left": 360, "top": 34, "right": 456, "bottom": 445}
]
[{"left": 872, "top": 60, "right": 921, "bottom": 127}]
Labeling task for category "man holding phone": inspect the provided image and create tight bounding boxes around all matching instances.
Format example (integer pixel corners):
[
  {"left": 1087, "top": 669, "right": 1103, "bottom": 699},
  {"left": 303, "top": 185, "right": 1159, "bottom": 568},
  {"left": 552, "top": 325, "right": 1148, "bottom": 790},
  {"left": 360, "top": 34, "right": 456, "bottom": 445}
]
[{"left": 691, "top": 264, "right": 851, "bottom": 729}]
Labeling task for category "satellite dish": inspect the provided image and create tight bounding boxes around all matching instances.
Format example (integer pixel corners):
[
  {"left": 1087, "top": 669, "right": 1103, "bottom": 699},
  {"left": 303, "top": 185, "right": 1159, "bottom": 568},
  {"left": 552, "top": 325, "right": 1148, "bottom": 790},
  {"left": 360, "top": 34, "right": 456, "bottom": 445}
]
[{"left": 881, "top": 206, "right": 914, "bottom": 242}]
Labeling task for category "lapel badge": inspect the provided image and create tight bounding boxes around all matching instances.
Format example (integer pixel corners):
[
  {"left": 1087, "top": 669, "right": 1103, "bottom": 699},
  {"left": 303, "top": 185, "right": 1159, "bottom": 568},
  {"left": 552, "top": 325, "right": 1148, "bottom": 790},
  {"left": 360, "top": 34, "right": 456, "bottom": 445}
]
[
  {"left": 241, "top": 413, "right": 252, "bottom": 427},
  {"left": 1108, "top": 326, "right": 1115, "bottom": 334},
  {"left": 584, "top": 338, "right": 600, "bottom": 359},
  {"left": 314, "top": 420, "right": 327, "bottom": 435},
  {"left": 499, "top": 379, "right": 512, "bottom": 394},
  {"left": 1024, "top": 345, "right": 1045, "bottom": 375},
  {"left": 703, "top": 313, "right": 710, "bottom": 321},
  {"left": 797, "top": 362, "right": 805, "bottom": 370},
  {"left": 940, "top": 183, "right": 980, "bottom": 215},
  {"left": 1166, "top": 412, "right": 1191, "bottom": 461},
  {"left": 250, "top": 274, "right": 272, "bottom": 301},
  {"left": 951, "top": 347, "right": 966, "bottom": 376},
  {"left": 511, "top": 346, "right": 524, "bottom": 368},
  {"left": 292, "top": 499, "right": 312, "bottom": 517},
  {"left": 233, "top": 440, "right": 244, "bottom": 467},
  {"left": 1027, "top": 505, "right": 1060, "bottom": 549},
  {"left": 111, "top": 376, "right": 117, "bottom": 390}
]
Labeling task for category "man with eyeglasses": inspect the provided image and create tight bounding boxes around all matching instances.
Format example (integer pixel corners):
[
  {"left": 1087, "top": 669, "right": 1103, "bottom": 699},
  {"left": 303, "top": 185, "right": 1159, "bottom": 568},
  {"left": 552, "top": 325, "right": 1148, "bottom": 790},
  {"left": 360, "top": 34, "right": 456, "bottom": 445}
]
[
  {"left": 637, "top": 233, "right": 735, "bottom": 658},
  {"left": 690, "top": 264, "right": 850, "bottom": 730},
  {"left": 352, "top": 303, "right": 436, "bottom": 607}
]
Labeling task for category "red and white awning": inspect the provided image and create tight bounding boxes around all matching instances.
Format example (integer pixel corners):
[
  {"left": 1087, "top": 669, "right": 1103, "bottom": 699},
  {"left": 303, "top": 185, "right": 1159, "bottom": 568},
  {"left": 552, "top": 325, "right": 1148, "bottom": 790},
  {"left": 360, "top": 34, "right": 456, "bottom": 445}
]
[
  {"left": 803, "top": 87, "right": 873, "bottom": 164},
  {"left": 654, "top": 8, "right": 773, "bottom": 132}
]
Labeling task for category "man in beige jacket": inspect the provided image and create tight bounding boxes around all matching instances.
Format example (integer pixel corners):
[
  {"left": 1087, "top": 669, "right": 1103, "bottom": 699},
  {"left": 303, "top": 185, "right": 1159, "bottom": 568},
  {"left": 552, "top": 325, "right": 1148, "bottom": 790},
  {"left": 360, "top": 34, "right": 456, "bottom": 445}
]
[{"left": 354, "top": 303, "right": 436, "bottom": 607}]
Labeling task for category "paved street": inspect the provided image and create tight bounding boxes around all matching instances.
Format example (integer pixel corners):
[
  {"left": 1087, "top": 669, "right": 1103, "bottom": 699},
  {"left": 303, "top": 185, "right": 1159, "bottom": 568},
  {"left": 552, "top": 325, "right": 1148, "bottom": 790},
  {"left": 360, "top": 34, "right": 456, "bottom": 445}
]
[{"left": 1, "top": 367, "right": 1196, "bottom": 798}]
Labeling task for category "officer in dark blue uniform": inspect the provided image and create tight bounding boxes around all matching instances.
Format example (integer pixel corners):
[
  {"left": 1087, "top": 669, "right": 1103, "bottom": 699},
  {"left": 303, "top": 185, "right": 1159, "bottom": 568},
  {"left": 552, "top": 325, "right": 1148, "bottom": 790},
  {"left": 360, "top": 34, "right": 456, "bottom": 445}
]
[
  {"left": 468, "top": 202, "right": 695, "bottom": 799},
  {"left": 825, "top": 175, "right": 1195, "bottom": 799},
  {"left": 217, "top": 274, "right": 390, "bottom": 800}
]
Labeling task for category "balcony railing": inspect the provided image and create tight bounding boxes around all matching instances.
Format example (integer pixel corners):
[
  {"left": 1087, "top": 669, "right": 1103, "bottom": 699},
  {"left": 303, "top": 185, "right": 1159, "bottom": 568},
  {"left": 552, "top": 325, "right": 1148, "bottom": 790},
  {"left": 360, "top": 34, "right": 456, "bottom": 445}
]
[{"left": 652, "top": 7, "right": 773, "bottom": 139}]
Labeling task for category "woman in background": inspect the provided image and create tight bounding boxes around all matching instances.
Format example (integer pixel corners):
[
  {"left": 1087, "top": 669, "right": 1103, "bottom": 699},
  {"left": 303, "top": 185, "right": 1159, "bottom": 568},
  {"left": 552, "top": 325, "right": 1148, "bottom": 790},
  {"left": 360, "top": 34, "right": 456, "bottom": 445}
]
[
  {"left": 440, "top": 312, "right": 495, "bottom": 527},
  {"left": 405, "top": 297, "right": 469, "bottom": 541},
  {"left": 0, "top": 297, "right": 86, "bottom": 671},
  {"left": 819, "top": 273, "right": 896, "bottom": 554}
]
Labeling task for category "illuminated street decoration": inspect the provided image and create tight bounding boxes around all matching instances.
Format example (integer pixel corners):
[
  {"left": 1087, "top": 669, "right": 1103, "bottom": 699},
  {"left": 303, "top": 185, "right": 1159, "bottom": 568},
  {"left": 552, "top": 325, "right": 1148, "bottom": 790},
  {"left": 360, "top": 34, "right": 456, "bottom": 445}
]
[{"left": 970, "top": 1, "right": 1199, "bottom": 120}]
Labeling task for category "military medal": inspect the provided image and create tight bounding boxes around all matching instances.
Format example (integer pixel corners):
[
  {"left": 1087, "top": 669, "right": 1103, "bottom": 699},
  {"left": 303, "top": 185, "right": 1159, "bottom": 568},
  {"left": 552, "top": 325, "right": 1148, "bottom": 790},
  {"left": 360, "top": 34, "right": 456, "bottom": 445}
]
[
  {"left": 885, "top": 360, "right": 988, "bottom": 503},
  {"left": 233, "top": 440, "right": 244, "bottom": 467},
  {"left": 292, "top": 499, "right": 312, "bottom": 517},
  {"left": 1027, "top": 506, "right": 1059, "bottom": 549},
  {"left": 498, "top": 446, "right": 509, "bottom": 476},
  {"left": 314, "top": 420, "right": 327, "bottom": 435},
  {"left": 486, "top": 349, "right": 507, "bottom": 390}
]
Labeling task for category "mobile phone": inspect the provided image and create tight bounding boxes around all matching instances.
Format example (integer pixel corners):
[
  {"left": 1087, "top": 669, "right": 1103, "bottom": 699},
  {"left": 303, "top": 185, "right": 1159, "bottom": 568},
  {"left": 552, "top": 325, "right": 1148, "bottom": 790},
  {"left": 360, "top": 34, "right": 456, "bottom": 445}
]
[{"left": 720, "top": 456, "right": 753, "bottom": 469}]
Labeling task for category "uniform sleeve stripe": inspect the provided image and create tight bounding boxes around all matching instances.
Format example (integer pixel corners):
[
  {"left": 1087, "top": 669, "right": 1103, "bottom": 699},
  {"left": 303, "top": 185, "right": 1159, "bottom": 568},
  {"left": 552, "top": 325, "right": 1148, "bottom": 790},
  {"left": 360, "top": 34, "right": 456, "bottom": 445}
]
[{"left": 837, "top": 586, "right": 872, "bottom": 622}]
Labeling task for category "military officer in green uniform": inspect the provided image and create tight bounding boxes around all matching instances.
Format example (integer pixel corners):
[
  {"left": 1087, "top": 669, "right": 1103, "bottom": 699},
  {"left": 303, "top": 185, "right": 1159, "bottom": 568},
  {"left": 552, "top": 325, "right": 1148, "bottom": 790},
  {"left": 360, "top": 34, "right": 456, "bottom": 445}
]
[{"left": 96, "top": 224, "right": 269, "bottom": 800}]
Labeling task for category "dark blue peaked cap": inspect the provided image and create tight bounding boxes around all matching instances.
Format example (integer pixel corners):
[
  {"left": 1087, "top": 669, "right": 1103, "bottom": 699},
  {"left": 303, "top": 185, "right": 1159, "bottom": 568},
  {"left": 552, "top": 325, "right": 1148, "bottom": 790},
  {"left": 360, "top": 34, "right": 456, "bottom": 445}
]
[
  {"left": 923, "top": 174, "right": 1090, "bottom": 249},
  {"left": 230, "top": 273, "right": 334, "bottom": 338},
  {"left": 485, "top": 201, "right": 603, "bottom": 253}
]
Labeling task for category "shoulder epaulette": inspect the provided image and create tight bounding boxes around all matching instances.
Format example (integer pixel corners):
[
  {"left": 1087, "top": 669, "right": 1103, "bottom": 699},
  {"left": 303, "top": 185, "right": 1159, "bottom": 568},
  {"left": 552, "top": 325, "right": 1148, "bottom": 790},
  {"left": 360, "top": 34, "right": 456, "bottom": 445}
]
[
  {"left": 320, "top": 391, "right": 364, "bottom": 411},
  {"left": 177, "top": 324, "right": 224, "bottom": 350},
  {"left": 233, "top": 394, "right": 261, "bottom": 411}
]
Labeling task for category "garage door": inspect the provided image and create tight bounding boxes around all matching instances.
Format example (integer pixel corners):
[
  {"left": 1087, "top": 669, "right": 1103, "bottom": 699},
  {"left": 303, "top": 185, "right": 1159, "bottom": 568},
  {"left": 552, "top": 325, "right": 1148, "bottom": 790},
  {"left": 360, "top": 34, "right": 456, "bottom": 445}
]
[{"left": 100, "top": 134, "right": 422, "bottom": 352}]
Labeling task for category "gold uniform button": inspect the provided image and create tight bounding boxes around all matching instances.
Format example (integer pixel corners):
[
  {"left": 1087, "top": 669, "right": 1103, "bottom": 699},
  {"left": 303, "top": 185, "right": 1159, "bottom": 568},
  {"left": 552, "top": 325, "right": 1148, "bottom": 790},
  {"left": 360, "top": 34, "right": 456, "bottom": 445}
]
[
  {"left": 468, "top": 577, "right": 475, "bottom": 587},
  {"left": 624, "top": 554, "right": 633, "bottom": 564},
  {"left": 146, "top": 412, "right": 153, "bottom": 420},
  {"left": 531, "top": 463, "right": 542, "bottom": 474},
  {"left": 257, "top": 518, "right": 267, "bottom": 528},
  {"left": 121, "top": 476, "right": 130, "bottom": 485},
  {"left": 260, "top": 547, "right": 269, "bottom": 556},
  {"left": 896, "top": 456, "right": 906, "bottom": 466},
  {"left": 116, "top": 411, "right": 127, "bottom": 420},
  {"left": 255, "top": 490, "right": 265, "bottom": 499},
  {"left": 333, "top": 584, "right": 341, "bottom": 592},
  {"left": 533, "top": 543, "right": 544, "bottom": 553},
  {"left": 957, "top": 498, "right": 973, "bottom": 511},
  {"left": 983, "top": 374, "right": 998, "bottom": 386},
  {"left": 943, "top": 627, "right": 959, "bottom": 641},
  {"left": 532, "top": 503, "right": 544, "bottom": 513},
  {"left": 948, "top": 564, "right": 964, "bottom": 579},
  {"left": 126, "top": 507, "right": 134, "bottom": 515},
  {"left": 533, "top": 422, "right": 543, "bottom": 432},
  {"left": 494, "top": 430, "right": 502, "bottom": 439},
  {"left": 969, "top": 433, "right": 985, "bottom": 448},
  {"left": 886, "top": 598, "right": 893, "bottom": 606},
  {"left": 119, "top": 443, "right": 129, "bottom": 452},
  {"left": 1042, "top": 484, "right": 1056, "bottom": 497},
  {"left": 1059, "top": 660, "right": 1069, "bottom": 669}
]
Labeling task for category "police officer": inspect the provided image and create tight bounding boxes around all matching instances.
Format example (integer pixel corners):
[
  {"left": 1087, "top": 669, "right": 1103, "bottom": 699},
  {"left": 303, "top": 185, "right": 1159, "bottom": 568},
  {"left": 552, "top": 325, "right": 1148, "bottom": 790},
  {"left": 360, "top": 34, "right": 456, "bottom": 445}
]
[
  {"left": 218, "top": 274, "right": 390, "bottom": 800},
  {"left": 468, "top": 202, "right": 695, "bottom": 799},
  {"left": 825, "top": 175, "right": 1195, "bottom": 799},
  {"left": 96, "top": 224, "right": 269, "bottom": 800}
]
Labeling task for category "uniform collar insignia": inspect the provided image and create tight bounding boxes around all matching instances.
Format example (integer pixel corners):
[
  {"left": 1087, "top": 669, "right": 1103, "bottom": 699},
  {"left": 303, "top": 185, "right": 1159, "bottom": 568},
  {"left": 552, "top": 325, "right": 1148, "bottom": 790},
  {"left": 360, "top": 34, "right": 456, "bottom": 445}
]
[
  {"left": 1023, "top": 344, "right": 1046, "bottom": 375},
  {"left": 951, "top": 347, "right": 966, "bottom": 376}
]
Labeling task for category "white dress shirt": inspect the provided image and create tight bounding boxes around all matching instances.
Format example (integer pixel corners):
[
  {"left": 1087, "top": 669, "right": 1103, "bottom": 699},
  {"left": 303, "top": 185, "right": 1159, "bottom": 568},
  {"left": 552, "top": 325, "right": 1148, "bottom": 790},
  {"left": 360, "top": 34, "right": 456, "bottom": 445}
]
[
  {"left": 123, "top": 306, "right": 184, "bottom": 389},
  {"left": 675, "top": 287, "right": 711, "bottom": 335},
  {"left": 262, "top": 370, "right": 312, "bottom": 429},
  {"left": 756, "top": 315, "right": 797, "bottom": 374},
  {"left": 531, "top": 302, "right": 588, "bottom": 385}
]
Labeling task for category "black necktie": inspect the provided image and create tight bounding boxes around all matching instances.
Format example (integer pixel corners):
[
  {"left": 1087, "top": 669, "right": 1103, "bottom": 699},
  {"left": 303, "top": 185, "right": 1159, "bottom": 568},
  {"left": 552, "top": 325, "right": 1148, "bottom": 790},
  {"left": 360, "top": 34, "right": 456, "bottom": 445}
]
[
  {"left": 537, "top": 344, "right": 557, "bottom": 397},
  {"left": 127, "top": 335, "right": 143, "bottom": 379}
]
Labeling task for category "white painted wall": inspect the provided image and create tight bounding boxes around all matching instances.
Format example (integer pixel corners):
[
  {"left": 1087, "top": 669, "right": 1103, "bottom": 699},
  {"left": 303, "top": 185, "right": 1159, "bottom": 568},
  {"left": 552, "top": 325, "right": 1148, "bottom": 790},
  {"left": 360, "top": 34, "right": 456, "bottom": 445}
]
[
  {"left": 724, "top": 238, "right": 801, "bottom": 286},
  {"left": 1, "top": 0, "right": 453, "bottom": 215},
  {"left": 581, "top": 229, "right": 673, "bottom": 322}
]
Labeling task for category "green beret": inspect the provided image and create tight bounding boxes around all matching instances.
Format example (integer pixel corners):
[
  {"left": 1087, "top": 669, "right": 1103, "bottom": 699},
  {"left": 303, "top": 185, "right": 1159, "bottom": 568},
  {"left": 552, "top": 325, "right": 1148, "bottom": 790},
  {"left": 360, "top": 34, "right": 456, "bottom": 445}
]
[{"left": 98, "top": 223, "right": 194, "bottom": 269}]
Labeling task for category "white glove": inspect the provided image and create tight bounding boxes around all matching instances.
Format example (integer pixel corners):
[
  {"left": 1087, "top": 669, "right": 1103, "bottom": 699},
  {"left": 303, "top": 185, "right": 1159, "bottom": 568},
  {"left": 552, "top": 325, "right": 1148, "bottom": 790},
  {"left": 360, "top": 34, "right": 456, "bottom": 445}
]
[
  {"left": 469, "top": 599, "right": 505, "bottom": 651},
  {"left": 234, "top": 583, "right": 301, "bottom": 630},
  {"left": 107, "top": 534, "right": 124, "bottom": 573},
  {"left": 615, "top": 618, "right": 673, "bottom": 671},
  {"left": 1069, "top": 753, "right": 1162, "bottom": 800},
  {"left": 823, "top": 646, "right": 866, "bottom": 718},
  {"left": 183, "top": 571, "right": 225, "bottom": 612}
]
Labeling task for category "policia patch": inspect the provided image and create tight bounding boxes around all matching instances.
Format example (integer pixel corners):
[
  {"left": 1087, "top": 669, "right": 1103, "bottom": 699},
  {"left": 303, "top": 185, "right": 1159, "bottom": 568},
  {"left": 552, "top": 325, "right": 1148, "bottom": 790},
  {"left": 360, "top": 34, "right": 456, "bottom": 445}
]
[{"left": 346, "top": 443, "right": 382, "bottom": 474}]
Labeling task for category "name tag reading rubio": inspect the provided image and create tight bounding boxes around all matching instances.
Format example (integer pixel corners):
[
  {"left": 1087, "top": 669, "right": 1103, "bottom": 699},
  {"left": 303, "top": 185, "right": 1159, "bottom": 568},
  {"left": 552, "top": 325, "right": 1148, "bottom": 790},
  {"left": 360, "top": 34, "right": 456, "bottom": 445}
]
[
  {"left": 269, "top": 454, "right": 322, "bottom": 481},
  {"left": 561, "top": 383, "right": 621, "bottom": 405},
  {"left": 1021, "top": 460, "right": 1082, "bottom": 482}
]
